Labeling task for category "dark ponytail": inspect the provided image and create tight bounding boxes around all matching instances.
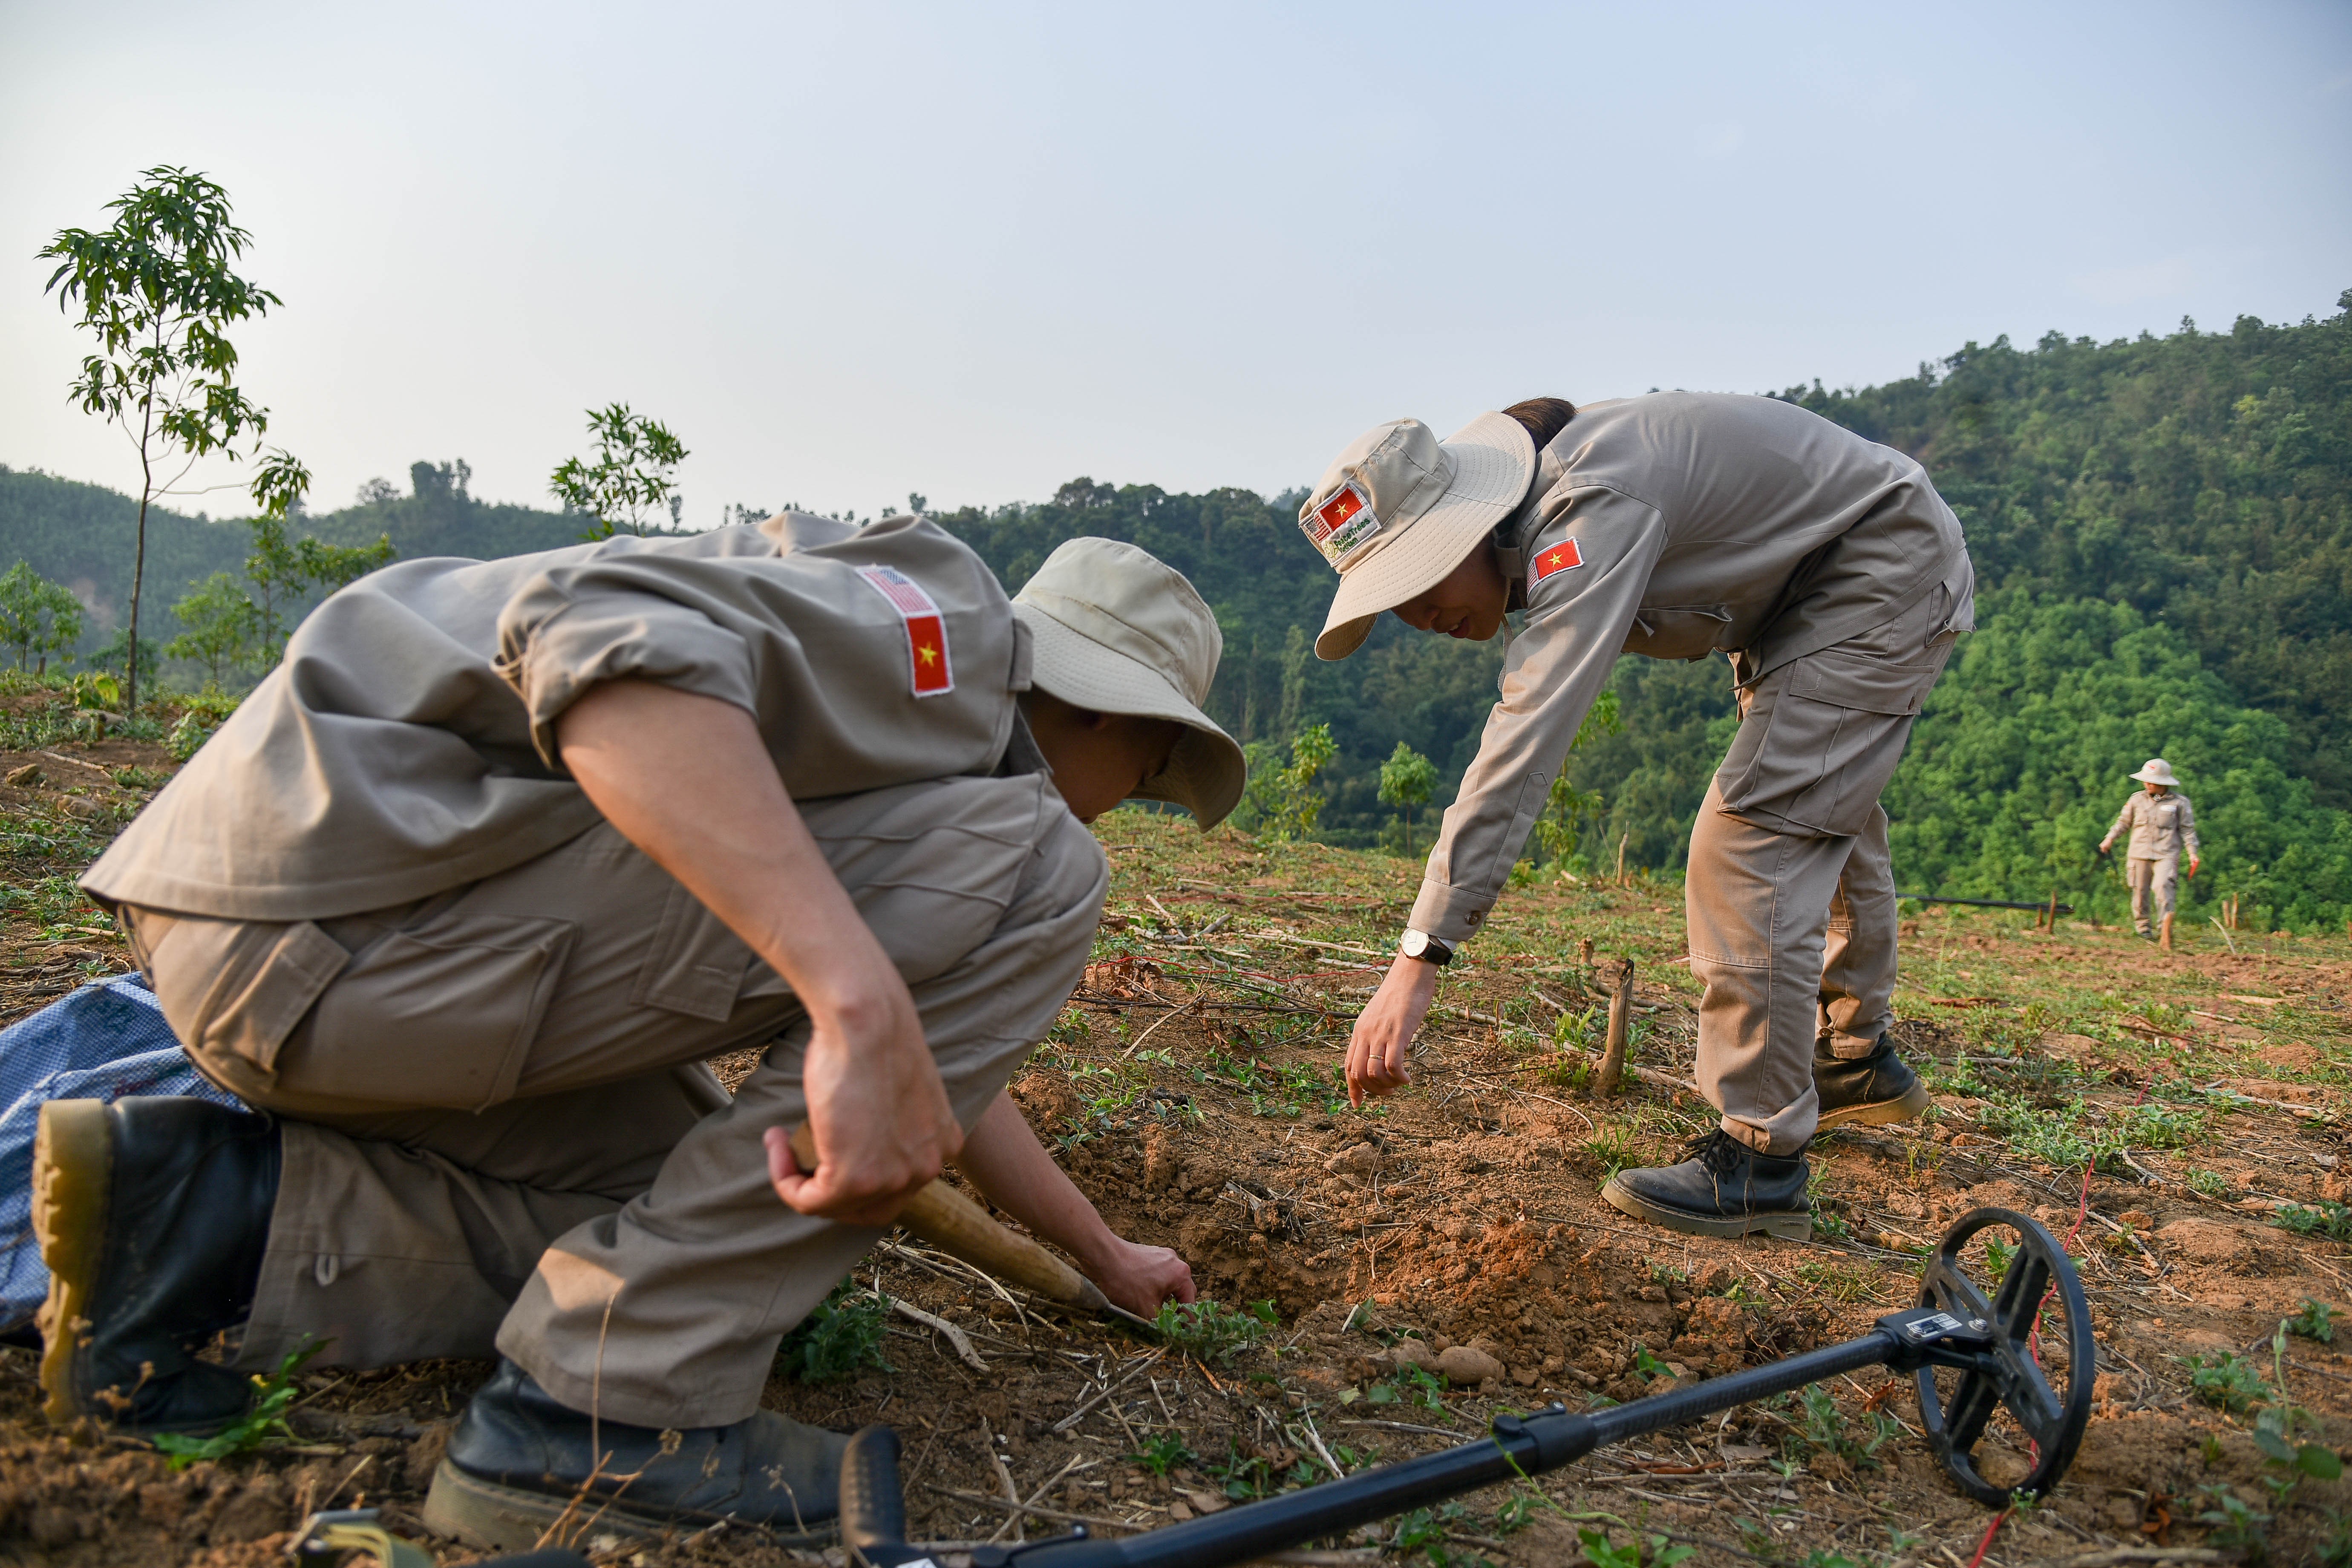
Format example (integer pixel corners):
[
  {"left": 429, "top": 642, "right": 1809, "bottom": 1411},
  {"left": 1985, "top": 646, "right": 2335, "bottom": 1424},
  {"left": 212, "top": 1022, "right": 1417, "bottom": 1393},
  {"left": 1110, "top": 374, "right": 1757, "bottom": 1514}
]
[{"left": 1502, "top": 397, "right": 1577, "bottom": 451}]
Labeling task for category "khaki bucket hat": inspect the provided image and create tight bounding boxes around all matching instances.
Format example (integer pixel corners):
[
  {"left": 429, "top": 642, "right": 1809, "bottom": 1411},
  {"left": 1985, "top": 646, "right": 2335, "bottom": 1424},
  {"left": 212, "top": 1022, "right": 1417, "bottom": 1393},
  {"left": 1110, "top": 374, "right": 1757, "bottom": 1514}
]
[
  {"left": 1299, "top": 412, "right": 1536, "bottom": 659},
  {"left": 2130, "top": 758, "right": 2182, "bottom": 787},
  {"left": 1012, "top": 537, "right": 1247, "bottom": 829}
]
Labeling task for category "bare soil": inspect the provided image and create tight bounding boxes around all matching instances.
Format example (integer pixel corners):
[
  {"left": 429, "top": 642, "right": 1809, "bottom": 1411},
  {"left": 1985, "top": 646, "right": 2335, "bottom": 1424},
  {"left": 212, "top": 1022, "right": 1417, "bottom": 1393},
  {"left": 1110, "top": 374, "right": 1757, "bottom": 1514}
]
[{"left": 2, "top": 715, "right": 2349, "bottom": 1566}]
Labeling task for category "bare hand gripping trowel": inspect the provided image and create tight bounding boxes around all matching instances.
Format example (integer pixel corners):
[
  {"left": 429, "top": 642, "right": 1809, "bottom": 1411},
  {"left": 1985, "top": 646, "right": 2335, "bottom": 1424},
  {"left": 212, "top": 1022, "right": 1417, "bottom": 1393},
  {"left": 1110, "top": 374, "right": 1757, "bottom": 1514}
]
[{"left": 787, "top": 1126, "right": 1158, "bottom": 1334}]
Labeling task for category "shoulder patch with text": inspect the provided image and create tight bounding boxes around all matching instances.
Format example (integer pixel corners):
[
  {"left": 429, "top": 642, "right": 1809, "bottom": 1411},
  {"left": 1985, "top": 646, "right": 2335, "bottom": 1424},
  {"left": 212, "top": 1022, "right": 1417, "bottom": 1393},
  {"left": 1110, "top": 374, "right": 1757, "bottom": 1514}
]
[
  {"left": 1531, "top": 538, "right": 1584, "bottom": 585},
  {"left": 1300, "top": 481, "right": 1383, "bottom": 567},
  {"left": 857, "top": 565, "right": 954, "bottom": 696}
]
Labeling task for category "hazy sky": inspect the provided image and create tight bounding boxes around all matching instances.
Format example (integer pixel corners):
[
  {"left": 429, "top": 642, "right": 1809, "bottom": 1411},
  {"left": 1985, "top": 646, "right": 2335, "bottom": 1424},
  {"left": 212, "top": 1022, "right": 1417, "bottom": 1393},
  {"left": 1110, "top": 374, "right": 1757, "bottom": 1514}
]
[{"left": 4, "top": 1, "right": 2347, "bottom": 525}]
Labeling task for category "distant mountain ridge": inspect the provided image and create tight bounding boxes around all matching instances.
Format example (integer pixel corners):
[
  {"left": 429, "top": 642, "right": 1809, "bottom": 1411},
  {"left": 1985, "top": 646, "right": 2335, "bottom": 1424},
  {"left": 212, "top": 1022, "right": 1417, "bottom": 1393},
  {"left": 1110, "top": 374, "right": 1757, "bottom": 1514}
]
[{"left": 0, "top": 459, "right": 593, "bottom": 642}]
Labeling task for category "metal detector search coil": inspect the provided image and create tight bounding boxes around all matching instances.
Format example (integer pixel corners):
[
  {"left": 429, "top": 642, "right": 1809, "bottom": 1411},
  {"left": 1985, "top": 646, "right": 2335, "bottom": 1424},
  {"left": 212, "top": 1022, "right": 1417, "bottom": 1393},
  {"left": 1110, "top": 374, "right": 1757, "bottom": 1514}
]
[{"left": 834, "top": 1207, "right": 2093, "bottom": 1566}]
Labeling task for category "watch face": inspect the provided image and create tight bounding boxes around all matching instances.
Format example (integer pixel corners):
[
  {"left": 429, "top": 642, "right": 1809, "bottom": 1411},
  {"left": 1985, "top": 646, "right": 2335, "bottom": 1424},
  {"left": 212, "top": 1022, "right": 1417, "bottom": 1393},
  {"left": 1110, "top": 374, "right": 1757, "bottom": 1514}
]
[{"left": 1402, "top": 931, "right": 1428, "bottom": 957}]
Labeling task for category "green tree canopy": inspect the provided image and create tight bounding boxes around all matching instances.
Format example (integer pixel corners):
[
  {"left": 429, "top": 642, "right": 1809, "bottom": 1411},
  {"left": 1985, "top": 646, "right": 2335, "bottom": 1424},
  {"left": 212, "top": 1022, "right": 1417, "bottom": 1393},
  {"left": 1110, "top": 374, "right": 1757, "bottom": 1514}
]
[
  {"left": 0, "top": 563, "right": 86, "bottom": 675},
  {"left": 38, "top": 166, "right": 309, "bottom": 715}
]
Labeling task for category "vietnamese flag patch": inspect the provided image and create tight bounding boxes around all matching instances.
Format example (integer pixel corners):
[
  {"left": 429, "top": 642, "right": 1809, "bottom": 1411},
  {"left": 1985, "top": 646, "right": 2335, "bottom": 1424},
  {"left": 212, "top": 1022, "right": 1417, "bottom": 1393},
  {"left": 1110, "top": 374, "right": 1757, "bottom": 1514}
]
[
  {"left": 856, "top": 564, "right": 955, "bottom": 696},
  {"left": 1532, "top": 538, "right": 1584, "bottom": 585}
]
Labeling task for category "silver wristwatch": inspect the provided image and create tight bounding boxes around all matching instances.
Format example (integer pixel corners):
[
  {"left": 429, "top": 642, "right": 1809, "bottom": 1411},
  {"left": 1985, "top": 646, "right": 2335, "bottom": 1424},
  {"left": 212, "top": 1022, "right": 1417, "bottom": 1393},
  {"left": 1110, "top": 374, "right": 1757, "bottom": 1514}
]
[{"left": 1399, "top": 928, "right": 1455, "bottom": 966}]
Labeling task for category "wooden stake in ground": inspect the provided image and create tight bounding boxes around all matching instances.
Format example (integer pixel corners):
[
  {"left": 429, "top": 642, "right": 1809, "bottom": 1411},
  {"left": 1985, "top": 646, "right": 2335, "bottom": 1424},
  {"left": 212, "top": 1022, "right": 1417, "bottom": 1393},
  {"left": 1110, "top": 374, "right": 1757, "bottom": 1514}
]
[
  {"left": 1614, "top": 832, "right": 1629, "bottom": 885},
  {"left": 2161, "top": 911, "right": 2175, "bottom": 953},
  {"left": 1592, "top": 957, "right": 1636, "bottom": 1097}
]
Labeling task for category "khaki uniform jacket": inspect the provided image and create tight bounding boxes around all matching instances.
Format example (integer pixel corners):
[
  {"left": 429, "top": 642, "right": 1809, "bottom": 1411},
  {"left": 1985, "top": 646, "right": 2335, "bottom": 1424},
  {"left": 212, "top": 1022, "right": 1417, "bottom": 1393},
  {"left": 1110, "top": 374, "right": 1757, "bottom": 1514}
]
[
  {"left": 85, "top": 514, "right": 1033, "bottom": 921},
  {"left": 2108, "top": 791, "right": 2199, "bottom": 862},
  {"left": 1412, "top": 393, "right": 1974, "bottom": 943}
]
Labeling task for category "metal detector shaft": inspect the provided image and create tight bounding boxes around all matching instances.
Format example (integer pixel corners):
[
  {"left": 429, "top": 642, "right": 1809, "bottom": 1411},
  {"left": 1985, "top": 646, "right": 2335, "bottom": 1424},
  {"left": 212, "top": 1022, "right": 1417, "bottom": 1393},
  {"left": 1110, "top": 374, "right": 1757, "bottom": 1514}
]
[
  {"left": 870, "top": 1328, "right": 1911, "bottom": 1568},
  {"left": 1898, "top": 893, "right": 2074, "bottom": 914}
]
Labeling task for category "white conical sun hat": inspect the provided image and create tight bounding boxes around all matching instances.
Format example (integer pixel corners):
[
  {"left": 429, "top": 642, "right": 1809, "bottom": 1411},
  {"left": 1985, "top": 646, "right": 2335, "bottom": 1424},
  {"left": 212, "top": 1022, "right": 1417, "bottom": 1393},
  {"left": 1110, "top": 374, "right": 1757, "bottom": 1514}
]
[
  {"left": 1299, "top": 411, "right": 1536, "bottom": 660},
  {"left": 1011, "top": 537, "right": 1246, "bottom": 829}
]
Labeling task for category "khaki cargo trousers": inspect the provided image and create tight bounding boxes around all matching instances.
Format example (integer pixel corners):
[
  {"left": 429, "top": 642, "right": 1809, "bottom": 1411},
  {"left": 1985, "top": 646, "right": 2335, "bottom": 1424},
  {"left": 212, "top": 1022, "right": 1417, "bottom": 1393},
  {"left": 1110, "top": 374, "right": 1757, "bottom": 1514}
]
[
  {"left": 120, "top": 773, "right": 1104, "bottom": 1429},
  {"left": 2126, "top": 855, "right": 2179, "bottom": 935},
  {"left": 1687, "top": 574, "right": 1966, "bottom": 1156}
]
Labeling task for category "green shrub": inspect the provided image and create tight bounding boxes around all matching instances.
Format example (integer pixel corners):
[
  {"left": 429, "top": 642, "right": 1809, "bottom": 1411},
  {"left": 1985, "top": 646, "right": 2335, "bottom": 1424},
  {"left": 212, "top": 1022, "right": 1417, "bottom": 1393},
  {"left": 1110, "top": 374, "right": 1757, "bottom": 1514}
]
[{"left": 776, "top": 1280, "right": 891, "bottom": 1383}]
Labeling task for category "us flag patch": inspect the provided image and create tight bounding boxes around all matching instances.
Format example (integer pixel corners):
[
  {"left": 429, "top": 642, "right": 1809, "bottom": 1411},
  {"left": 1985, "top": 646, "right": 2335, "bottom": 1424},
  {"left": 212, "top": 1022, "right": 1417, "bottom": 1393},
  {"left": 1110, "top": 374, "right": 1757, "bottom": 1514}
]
[
  {"left": 1531, "top": 538, "right": 1584, "bottom": 585},
  {"left": 1300, "top": 481, "right": 1381, "bottom": 566},
  {"left": 856, "top": 565, "right": 954, "bottom": 696}
]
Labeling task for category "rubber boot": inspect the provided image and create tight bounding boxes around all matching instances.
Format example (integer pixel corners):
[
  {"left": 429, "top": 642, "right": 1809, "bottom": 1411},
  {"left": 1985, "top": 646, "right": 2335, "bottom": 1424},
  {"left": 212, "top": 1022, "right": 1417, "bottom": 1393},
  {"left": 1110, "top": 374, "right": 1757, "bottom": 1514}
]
[
  {"left": 1600, "top": 1130, "right": 1811, "bottom": 1239},
  {"left": 1814, "top": 1035, "right": 1932, "bottom": 1131},
  {"left": 33, "top": 1098, "right": 280, "bottom": 1433},
  {"left": 426, "top": 1359, "right": 850, "bottom": 1552}
]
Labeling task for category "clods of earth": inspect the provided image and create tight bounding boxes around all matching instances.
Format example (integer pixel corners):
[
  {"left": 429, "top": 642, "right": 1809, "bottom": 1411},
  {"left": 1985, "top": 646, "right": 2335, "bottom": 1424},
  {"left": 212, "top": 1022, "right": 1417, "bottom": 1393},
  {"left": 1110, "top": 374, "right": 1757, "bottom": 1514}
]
[{"left": 2, "top": 707, "right": 2349, "bottom": 1565}]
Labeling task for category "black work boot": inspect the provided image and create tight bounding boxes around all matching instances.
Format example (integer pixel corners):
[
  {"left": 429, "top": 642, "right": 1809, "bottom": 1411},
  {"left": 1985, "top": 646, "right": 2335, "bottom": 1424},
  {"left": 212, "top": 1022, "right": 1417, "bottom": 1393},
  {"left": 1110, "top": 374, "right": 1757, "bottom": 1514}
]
[
  {"left": 426, "top": 1358, "right": 850, "bottom": 1551},
  {"left": 1813, "top": 1033, "right": 1932, "bottom": 1130},
  {"left": 1601, "top": 1130, "right": 1811, "bottom": 1239},
  {"left": 32, "top": 1097, "right": 280, "bottom": 1432}
]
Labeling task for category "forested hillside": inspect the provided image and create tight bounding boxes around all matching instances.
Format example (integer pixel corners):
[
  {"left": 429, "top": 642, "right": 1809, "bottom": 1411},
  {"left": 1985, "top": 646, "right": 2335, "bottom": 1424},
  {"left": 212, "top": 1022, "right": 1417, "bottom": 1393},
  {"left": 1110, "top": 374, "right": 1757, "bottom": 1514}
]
[
  {"left": 940, "top": 297, "right": 2352, "bottom": 931},
  {"left": 0, "top": 459, "right": 588, "bottom": 641},
  {"left": 5, "top": 297, "right": 2346, "bottom": 927}
]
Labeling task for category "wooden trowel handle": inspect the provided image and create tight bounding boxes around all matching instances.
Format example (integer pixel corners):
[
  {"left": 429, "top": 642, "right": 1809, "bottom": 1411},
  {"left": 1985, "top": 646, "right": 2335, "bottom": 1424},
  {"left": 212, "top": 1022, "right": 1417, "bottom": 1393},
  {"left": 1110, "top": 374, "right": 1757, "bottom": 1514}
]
[{"left": 787, "top": 1124, "right": 1113, "bottom": 1314}]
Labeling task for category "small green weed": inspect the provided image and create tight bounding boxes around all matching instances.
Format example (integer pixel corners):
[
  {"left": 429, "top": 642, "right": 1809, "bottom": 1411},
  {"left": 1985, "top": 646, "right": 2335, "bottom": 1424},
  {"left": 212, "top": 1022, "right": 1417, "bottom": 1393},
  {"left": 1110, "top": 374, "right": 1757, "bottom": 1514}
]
[
  {"left": 776, "top": 1281, "right": 892, "bottom": 1383},
  {"left": 1575, "top": 1526, "right": 1693, "bottom": 1568},
  {"left": 1348, "top": 1360, "right": 1447, "bottom": 1410},
  {"left": 1785, "top": 1383, "right": 1891, "bottom": 1470},
  {"left": 2289, "top": 1298, "right": 2338, "bottom": 1345},
  {"left": 1128, "top": 1433, "right": 1193, "bottom": 1475},
  {"left": 1493, "top": 1493, "right": 1542, "bottom": 1534},
  {"left": 151, "top": 1340, "right": 323, "bottom": 1469},
  {"left": 2320, "top": 1510, "right": 2352, "bottom": 1568},
  {"left": 2196, "top": 1484, "right": 2271, "bottom": 1562},
  {"left": 2189, "top": 1168, "right": 2232, "bottom": 1199},
  {"left": 2113, "top": 1102, "right": 2206, "bottom": 1149},
  {"left": 1582, "top": 1123, "right": 1644, "bottom": 1179},
  {"left": 1210, "top": 1437, "right": 1320, "bottom": 1500},
  {"left": 2252, "top": 1403, "right": 2342, "bottom": 1484},
  {"left": 2274, "top": 1202, "right": 2352, "bottom": 1243},
  {"left": 1155, "top": 1297, "right": 1278, "bottom": 1364},
  {"left": 1793, "top": 1260, "right": 1887, "bottom": 1304},
  {"left": 2182, "top": 1351, "right": 2272, "bottom": 1414}
]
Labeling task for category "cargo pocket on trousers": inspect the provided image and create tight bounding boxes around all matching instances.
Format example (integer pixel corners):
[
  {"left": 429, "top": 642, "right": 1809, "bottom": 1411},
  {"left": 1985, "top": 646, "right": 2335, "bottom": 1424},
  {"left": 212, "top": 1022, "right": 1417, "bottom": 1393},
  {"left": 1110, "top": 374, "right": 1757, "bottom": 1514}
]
[
  {"left": 177, "top": 919, "right": 353, "bottom": 1085},
  {"left": 1715, "top": 649, "right": 1945, "bottom": 836},
  {"left": 630, "top": 880, "right": 755, "bottom": 1021},
  {"left": 294, "top": 913, "right": 578, "bottom": 1111}
]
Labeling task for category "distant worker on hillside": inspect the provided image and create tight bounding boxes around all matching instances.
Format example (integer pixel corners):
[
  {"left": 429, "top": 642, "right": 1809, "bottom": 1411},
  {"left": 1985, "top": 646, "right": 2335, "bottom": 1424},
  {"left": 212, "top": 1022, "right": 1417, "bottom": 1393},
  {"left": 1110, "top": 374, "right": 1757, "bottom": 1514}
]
[
  {"left": 2099, "top": 758, "right": 2200, "bottom": 949},
  {"left": 1296, "top": 393, "right": 1972, "bottom": 1242}
]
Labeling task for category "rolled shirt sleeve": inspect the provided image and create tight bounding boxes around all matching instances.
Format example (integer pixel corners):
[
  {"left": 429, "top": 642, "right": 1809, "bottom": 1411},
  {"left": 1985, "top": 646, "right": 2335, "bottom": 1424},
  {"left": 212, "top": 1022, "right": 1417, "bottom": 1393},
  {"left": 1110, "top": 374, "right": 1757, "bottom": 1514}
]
[
  {"left": 2107, "top": 795, "right": 2141, "bottom": 849},
  {"left": 1407, "top": 487, "right": 1666, "bottom": 942}
]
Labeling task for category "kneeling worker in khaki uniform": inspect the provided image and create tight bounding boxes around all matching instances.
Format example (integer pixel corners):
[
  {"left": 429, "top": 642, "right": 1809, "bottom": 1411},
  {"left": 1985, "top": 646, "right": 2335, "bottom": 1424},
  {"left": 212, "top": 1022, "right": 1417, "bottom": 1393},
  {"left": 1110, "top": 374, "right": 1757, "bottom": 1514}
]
[
  {"left": 38, "top": 516, "right": 1243, "bottom": 1549},
  {"left": 1300, "top": 393, "right": 1972, "bottom": 1241},
  {"left": 2099, "top": 758, "right": 2199, "bottom": 944}
]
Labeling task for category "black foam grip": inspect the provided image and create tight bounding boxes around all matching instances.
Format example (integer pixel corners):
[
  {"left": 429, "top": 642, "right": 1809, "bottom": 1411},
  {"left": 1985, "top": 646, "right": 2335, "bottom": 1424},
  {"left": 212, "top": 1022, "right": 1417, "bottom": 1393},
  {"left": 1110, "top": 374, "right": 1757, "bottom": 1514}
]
[{"left": 840, "top": 1424, "right": 908, "bottom": 1550}]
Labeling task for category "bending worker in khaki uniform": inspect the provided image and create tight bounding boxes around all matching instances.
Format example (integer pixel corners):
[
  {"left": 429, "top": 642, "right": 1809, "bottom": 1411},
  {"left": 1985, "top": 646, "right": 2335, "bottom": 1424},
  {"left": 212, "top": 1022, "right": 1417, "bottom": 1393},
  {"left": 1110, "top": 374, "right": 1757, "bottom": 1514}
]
[
  {"left": 2099, "top": 758, "right": 2199, "bottom": 945},
  {"left": 1299, "top": 393, "right": 1972, "bottom": 1241},
  {"left": 38, "top": 517, "right": 1244, "bottom": 1551}
]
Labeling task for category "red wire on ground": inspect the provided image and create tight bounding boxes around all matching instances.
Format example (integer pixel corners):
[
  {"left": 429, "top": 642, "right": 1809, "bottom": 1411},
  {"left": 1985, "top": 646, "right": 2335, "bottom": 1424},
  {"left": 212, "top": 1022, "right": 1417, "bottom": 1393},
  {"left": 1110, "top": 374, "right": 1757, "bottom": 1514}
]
[{"left": 1967, "top": 1505, "right": 2012, "bottom": 1567}]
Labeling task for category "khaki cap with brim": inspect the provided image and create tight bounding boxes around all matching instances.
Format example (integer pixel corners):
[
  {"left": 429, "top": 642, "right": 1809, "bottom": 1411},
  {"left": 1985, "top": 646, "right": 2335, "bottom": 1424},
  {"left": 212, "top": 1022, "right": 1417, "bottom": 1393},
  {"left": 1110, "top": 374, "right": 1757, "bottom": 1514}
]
[
  {"left": 2130, "top": 758, "right": 2182, "bottom": 787},
  {"left": 1012, "top": 536, "right": 1247, "bottom": 829},
  {"left": 1300, "top": 411, "right": 1536, "bottom": 660}
]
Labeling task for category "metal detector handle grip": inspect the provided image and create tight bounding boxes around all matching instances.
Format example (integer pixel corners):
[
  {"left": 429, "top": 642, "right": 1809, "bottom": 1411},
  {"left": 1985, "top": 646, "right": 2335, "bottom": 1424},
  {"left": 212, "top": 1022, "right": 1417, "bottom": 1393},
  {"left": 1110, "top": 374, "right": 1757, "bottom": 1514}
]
[{"left": 841, "top": 1424, "right": 932, "bottom": 1567}]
